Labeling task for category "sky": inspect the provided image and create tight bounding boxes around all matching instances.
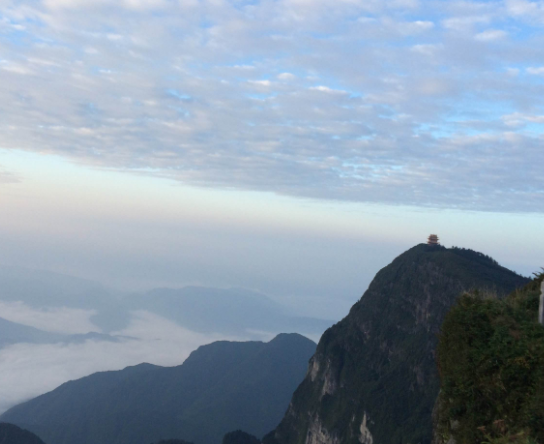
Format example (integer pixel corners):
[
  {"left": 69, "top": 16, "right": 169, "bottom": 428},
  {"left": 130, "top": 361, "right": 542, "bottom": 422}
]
[{"left": 1, "top": 0, "right": 544, "bottom": 319}]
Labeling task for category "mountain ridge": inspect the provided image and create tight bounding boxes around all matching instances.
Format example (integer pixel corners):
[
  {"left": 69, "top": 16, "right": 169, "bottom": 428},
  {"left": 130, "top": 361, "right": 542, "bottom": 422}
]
[
  {"left": 1, "top": 333, "right": 316, "bottom": 444},
  {"left": 263, "top": 244, "right": 529, "bottom": 444}
]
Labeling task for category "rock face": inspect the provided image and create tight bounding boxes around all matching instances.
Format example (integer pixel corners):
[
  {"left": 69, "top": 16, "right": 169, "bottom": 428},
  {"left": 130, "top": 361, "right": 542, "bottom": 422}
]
[{"left": 264, "top": 245, "right": 529, "bottom": 444}]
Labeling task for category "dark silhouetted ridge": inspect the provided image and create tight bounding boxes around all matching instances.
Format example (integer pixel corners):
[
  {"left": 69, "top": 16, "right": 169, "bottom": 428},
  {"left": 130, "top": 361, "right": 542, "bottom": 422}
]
[
  {"left": 0, "top": 423, "right": 46, "bottom": 444},
  {"left": 1, "top": 334, "right": 316, "bottom": 444}
]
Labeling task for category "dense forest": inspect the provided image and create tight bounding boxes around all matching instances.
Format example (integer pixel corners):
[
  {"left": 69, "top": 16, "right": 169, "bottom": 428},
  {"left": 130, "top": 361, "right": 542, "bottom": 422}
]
[{"left": 436, "top": 271, "right": 544, "bottom": 444}]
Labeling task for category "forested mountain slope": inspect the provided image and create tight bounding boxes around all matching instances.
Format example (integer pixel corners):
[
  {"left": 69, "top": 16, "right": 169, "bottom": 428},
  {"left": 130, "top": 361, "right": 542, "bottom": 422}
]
[
  {"left": 264, "top": 244, "right": 528, "bottom": 444},
  {"left": 434, "top": 274, "right": 544, "bottom": 444}
]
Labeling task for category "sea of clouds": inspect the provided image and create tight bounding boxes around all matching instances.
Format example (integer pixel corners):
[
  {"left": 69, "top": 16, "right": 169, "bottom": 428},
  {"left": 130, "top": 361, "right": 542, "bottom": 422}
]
[{"left": 0, "top": 304, "right": 250, "bottom": 413}]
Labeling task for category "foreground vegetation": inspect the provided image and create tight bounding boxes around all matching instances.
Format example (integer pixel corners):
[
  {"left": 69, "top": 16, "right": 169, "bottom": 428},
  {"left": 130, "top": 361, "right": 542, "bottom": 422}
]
[{"left": 436, "top": 272, "right": 544, "bottom": 444}]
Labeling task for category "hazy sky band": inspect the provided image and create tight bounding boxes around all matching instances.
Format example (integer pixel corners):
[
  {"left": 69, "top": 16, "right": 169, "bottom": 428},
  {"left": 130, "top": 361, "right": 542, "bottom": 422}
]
[{"left": 1, "top": 0, "right": 543, "bottom": 212}]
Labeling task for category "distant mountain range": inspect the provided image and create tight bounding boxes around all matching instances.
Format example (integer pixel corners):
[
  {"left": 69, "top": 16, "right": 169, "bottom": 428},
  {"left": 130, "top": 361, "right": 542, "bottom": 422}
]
[
  {"left": 123, "top": 286, "right": 332, "bottom": 337},
  {"left": 0, "top": 316, "right": 125, "bottom": 348},
  {"left": 0, "top": 265, "right": 128, "bottom": 333},
  {"left": 0, "top": 266, "right": 333, "bottom": 340},
  {"left": 2, "top": 244, "right": 530, "bottom": 444},
  {"left": 1, "top": 333, "right": 316, "bottom": 444}
]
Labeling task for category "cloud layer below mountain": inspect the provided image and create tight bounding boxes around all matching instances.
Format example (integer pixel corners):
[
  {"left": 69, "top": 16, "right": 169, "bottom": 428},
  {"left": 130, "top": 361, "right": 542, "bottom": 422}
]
[{"left": 0, "top": 309, "right": 245, "bottom": 413}]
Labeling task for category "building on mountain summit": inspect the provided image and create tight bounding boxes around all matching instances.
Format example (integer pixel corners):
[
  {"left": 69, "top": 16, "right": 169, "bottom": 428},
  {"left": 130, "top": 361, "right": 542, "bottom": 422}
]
[{"left": 427, "top": 234, "right": 440, "bottom": 246}]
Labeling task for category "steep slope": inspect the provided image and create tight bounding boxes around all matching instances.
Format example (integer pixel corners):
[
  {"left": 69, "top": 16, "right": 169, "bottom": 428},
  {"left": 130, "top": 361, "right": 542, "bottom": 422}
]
[
  {"left": 1, "top": 334, "right": 316, "bottom": 444},
  {"left": 264, "top": 244, "right": 528, "bottom": 444},
  {"left": 0, "top": 423, "right": 46, "bottom": 444},
  {"left": 434, "top": 274, "right": 544, "bottom": 444}
]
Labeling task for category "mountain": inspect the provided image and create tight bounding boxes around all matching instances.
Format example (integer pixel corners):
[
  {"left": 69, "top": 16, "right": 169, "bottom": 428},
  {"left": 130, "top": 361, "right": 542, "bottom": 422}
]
[
  {"left": 263, "top": 244, "right": 529, "bottom": 444},
  {"left": 0, "top": 423, "right": 46, "bottom": 444},
  {"left": 223, "top": 430, "right": 261, "bottom": 444},
  {"left": 0, "top": 265, "right": 128, "bottom": 332},
  {"left": 151, "top": 441, "right": 194, "bottom": 444},
  {"left": 0, "top": 265, "right": 332, "bottom": 338},
  {"left": 434, "top": 273, "right": 544, "bottom": 444},
  {"left": 0, "top": 265, "right": 112, "bottom": 309},
  {"left": 123, "top": 286, "right": 333, "bottom": 337},
  {"left": 0, "top": 317, "right": 64, "bottom": 348},
  {"left": 1, "top": 333, "right": 316, "bottom": 444},
  {"left": 0, "top": 316, "right": 124, "bottom": 349}
]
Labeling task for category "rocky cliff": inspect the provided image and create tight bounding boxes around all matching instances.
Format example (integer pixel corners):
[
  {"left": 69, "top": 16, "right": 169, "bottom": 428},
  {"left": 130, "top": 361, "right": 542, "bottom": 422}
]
[{"left": 263, "top": 245, "right": 529, "bottom": 444}]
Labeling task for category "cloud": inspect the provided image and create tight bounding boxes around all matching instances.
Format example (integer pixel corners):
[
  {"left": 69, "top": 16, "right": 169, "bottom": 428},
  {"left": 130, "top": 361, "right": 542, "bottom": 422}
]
[
  {"left": 248, "top": 79, "right": 272, "bottom": 87},
  {"left": 0, "top": 167, "right": 19, "bottom": 184},
  {"left": 309, "top": 85, "right": 347, "bottom": 94},
  {"left": 442, "top": 15, "right": 490, "bottom": 32},
  {"left": 43, "top": 0, "right": 169, "bottom": 11},
  {"left": 502, "top": 112, "right": 544, "bottom": 127},
  {"left": 278, "top": 72, "right": 295, "bottom": 80},
  {"left": 526, "top": 66, "right": 544, "bottom": 75},
  {"left": 505, "top": 0, "right": 544, "bottom": 21},
  {"left": 0, "top": 301, "right": 98, "bottom": 334},
  {"left": 0, "top": 310, "right": 245, "bottom": 413},
  {"left": 410, "top": 43, "right": 441, "bottom": 55},
  {"left": 475, "top": 29, "right": 507, "bottom": 41},
  {"left": 0, "top": 0, "right": 542, "bottom": 212}
]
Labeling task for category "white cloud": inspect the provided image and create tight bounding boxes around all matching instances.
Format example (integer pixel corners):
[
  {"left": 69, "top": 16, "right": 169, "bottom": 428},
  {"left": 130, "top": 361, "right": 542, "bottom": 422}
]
[
  {"left": 278, "top": 72, "right": 296, "bottom": 80},
  {"left": 410, "top": 43, "right": 441, "bottom": 55},
  {"left": 505, "top": 0, "right": 544, "bottom": 18},
  {"left": 0, "top": 0, "right": 541, "bottom": 212},
  {"left": 309, "top": 85, "right": 347, "bottom": 94},
  {"left": 43, "top": 0, "right": 168, "bottom": 11},
  {"left": 527, "top": 66, "right": 544, "bottom": 75},
  {"left": 399, "top": 19, "right": 434, "bottom": 34},
  {"left": 248, "top": 79, "right": 272, "bottom": 87},
  {"left": 387, "top": 0, "right": 420, "bottom": 9},
  {"left": 503, "top": 112, "right": 544, "bottom": 127},
  {"left": 442, "top": 15, "right": 490, "bottom": 31},
  {"left": 0, "top": 301, "right": 98, "bottom": 334},
  {"left": 506, "top": 67, "right": 520, "bottom": 76},
  {"left": 475, "top": 29, "right": 507, "bottom": 41},
  {"left": 0, "top": 311, "right": 243, "bottom": 413},
  {"left": 1, "top": 63, "right": 31, "bottom": 75},
  {"left": 0, "top": 167, "right": 19, "bottom": 184}
]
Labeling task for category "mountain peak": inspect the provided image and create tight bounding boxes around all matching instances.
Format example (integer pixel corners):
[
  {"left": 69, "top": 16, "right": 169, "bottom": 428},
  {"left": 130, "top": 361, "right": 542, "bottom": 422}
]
[
  {"left": 268, "top": 333, "right": 315, "bottom": 346},
  {"left": 265, "top": 245, "right": 529, "bottom": 444}
]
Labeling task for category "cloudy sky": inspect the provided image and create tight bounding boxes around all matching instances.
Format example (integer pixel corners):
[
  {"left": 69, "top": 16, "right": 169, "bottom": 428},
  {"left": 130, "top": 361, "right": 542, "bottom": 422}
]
[{"left": 1, "top": 0, "right": 544, "bottom": 319}]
